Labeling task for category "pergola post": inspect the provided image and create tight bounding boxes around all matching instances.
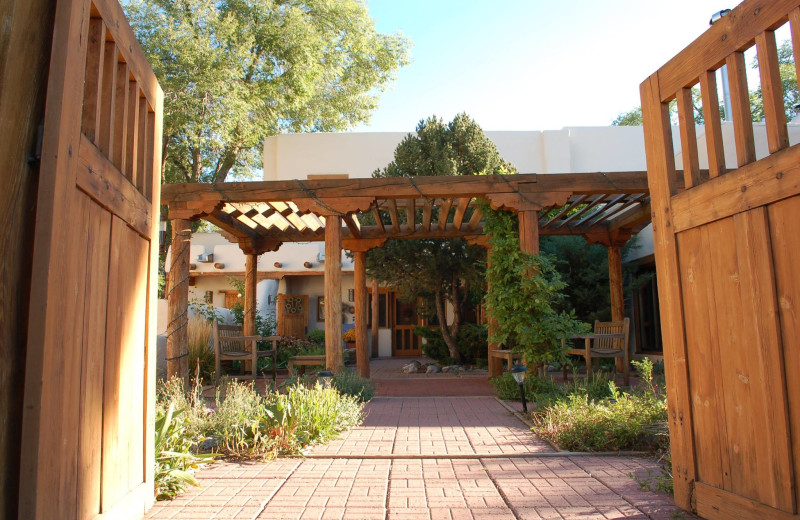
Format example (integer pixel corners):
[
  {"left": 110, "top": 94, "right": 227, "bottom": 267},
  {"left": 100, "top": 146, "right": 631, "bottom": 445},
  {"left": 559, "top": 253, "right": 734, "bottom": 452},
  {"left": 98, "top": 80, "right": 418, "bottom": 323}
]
[
  {"left": 244, "top": 253, "right": 258, "bottom": 374},
  {"left": 607, "top": 244, "right": 625, "bottom": 373},
  {"left": 486, "top": 244, "right": 503, "bottom": 378},
  {"left": 518, "top": 209, "right": 540, "bottom": 255},
  {"left": 353, "top": 251, "right": 369, "bottom": 378},
  {"left": 371, "top": 279, "right": 379, "bottom": 358},
  {"left": 324, "top": 215, "right": 344, "bottom": 372},
  {"left": 167, "top": 218, "right": 191, "bottom": 384}
]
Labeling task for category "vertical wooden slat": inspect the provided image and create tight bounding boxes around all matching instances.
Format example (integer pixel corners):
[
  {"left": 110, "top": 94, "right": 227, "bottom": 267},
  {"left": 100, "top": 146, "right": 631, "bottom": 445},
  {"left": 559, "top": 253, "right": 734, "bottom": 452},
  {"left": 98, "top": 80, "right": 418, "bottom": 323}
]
[
  {"left": 125, "top": 81, "right": 139, "bottom": 184},
  {"left": 768, "top": 195, "right": 800, "bottom": 510},
  {"left": 452, "top": 198, "right": 469, "bottom": 230},
  {"left": 676, "top": 226, "right": 731, "bottom": 492},
  {"left": 641, "top": 73, "right": 696, "bottom": 511},
  {"left": 699, "top": 70, "right": 726, "bottom": 178},
  {"left": 371, "top": 279, "right": 379, "bottom": 358},
  {"left": 76, "top": 201, "right": 111, "bottom": 519},
  {"left": 324, "top": 215, "right": 343, "bottom": 372},
  {"left": 98, "top": 40, "right": 117, "bottom": 158},
  {"left": 136, "top": 96, "right": 148, "bottom": 193},
  {"left": 112, "top": 63, "right": 129, "bottom": 174},
  {"left": 726, "top": 52, "right": 756, "bottom": 167},
  {"left": 732, "top": 208, "right": 794, "bottom": 512},
  {"left": 405, "top": 198, "right": 415, "bottom": 232},
  {"left": 144, "top": 109, "right": 155, "bottom": 199},
  {"left": 354, "top": 251, "right": 369, "bottom": 378},
  {"left": 421, "top": 199, "right": 433, "bottom": 232},
  {"left": 167, "top": 218, "right": 190, "bottom": 383},
  {"left": 82, "top": 18, "right": 105, "bottom": 142},
  {"left": 676, "top": 87, "right": 703, "bottom": 188},
  {"left": 438, "top": 199, "right": 453, "bottom": 231},
  {"left": 789, "top": 8, "right": 800, "bottom": 111},
  {"left": 756, "top": 30, "right": 790, "bottom": 154}
]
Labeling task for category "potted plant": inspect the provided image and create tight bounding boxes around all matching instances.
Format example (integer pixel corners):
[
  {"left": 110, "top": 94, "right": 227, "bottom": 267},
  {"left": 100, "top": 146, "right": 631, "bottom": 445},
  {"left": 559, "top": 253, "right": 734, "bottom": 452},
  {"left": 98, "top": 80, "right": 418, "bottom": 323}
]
[{"left": 343, "top": 328, "right": 356, "bottom": 349}]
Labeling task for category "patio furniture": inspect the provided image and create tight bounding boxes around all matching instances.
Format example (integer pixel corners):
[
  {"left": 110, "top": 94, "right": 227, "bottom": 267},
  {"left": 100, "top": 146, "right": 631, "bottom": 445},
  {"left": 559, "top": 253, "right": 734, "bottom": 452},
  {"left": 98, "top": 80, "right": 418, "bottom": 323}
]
[
  {"left": 562, "top": 318, "right": 630, "bottom": 385},
  {"left": 489, "top": 349, "right": 523, "bottom": 372},
  {"left": 288, "top": 347, "right": 356, "bottom": 375},
  {"left": 213, "top": 322, "right": 280, "bottom": 383}
]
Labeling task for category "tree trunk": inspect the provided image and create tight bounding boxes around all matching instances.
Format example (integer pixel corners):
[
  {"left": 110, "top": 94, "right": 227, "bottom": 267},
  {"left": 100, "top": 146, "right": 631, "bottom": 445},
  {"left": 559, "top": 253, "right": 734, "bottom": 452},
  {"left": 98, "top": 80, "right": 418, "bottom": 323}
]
[{"left": 435, "top": 289, "right": 460, "bottom": 362}]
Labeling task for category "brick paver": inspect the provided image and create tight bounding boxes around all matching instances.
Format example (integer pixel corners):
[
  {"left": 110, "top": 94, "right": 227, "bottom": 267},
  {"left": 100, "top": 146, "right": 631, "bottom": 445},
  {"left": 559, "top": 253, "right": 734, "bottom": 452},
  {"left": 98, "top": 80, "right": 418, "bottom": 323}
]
[{"left": 146, "top": 365, "right": 691, "bottom": 520}]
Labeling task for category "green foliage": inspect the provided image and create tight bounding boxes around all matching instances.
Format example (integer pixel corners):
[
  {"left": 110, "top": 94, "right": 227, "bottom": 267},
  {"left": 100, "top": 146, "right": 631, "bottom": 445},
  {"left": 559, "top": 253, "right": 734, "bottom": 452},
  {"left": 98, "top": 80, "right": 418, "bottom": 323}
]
[
  {"left": 283, "top": 368, "right": 375, "bottom": 403},
  {"left": 306, "top": 329, "right": 325, "bottom": 346},
  {"left": 125, "top": 0, "right": 409, "bottom": 183},
  {"left": 611, "top": 107, "right": 643, "bottom": 126},
  {"left": 273, "top": 337, "right": 324, "bottom": 371},
  {"left": 415, "top": 323, "right": 487, "bottom": 365},
  {"left": 750, "top": 40, "right": 799, "bottom": 122},
  {"left": 491, "top": 372, "right": 614, "bottom": 409},
  {"left": 483, "top": 208, "right": 587, "bottom": 365},
  {"left": 526, "top": 358, "right": 669, "bottom": 452}
]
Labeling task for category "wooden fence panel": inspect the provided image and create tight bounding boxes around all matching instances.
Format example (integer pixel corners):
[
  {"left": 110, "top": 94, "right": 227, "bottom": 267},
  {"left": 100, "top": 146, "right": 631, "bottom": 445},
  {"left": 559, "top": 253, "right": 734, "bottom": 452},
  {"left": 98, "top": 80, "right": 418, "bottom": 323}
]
[
  {"left": 19, "top": 0, "right": 163, "bottom": 518},
  {"left": 642, "top": 0, "right": 800, "bottom": 516}
]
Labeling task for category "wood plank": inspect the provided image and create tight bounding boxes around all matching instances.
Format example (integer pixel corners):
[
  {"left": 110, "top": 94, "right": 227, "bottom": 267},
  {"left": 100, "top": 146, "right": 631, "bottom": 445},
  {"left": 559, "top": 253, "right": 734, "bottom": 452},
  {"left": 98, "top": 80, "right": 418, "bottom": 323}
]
[
  {"left": 144, "top": 107, "right": 155, "bottom": 200},
  {"left": 77, "top": 201, "right": 111, "bottom": 519},
  {"left": 136, "top": 96, "right": 149, "bottom": 193},
  {"left": 768, "top": 195, "right": 800, "bottom": 508},
  {"left": 354, "top": 251, "right": 369, "bottom": 378},
  {"left": 125, "top": 80, "right": 139, "bottom": 185},
  {"left": 77, "top": 134, "right": 152, "bottom": 238},
  {"left": 607, "top": 245, "right": 626, "bottom": 376},
  {"left": 726, "top": 51, "right": 756, "bottom": 167},
  {"left": 518, "top": 210, "right": 539, "bottom": 254},
  {"left": 244, "top": 254, "right": 257, "bottom": 377},
  {"left": 112, "top": 63, "right": 129, "bottom": 173},
  {"left": 343, "top": 215, "right": 361, "bottom": 239},
  {"left": 540, "top": 195, "right": 587, "bottom": 229},
  {"left": 556, "top": 195, "right": 607, "bottom": 229},
  {"left": 372, "top": 207, "right": 385, "bottom": 234},
  {"left": 452, "top": 198, "right": 469, "bottom": 230},
  {"left": 466, "top": 205, "right": 483, "bottom": 232},
  {"left": 386, "top": 199, "right": 400, "bottom": 234},
  {"left": 657, "top": 0, "right": 798, "bottom": 101},
  {"left": 700, "top": 70, "right": 726, "bottom": 179},
  {"left": 791, "top": 8, "right": 800, "bottom": 103},
  {"left": 676, "top": 87, "right": 702, "bottom": 188},
  {"left": 573, "top": 194, "right": 626, "bottom": 228},
  {"left": 161, "top": 172, "right": 651, "bottom": 204},
  {"left": 98, "top": 40, "right": 117, "bottom": 158},
  {"left": 695, "top": 482, "right": 799, "bottom": 520},
  {"left": 732, "top": 208, "right": 794, "bottom": 511},
  {"left": 756, "top": 30, "right": 790, "bottom": 153},
  {"left": 672, "top": 142, "right": 800, "bottom": 232},
  {"left": 676, "top": 226, "right": 730, "bottom": 491},
  {"left": 438, "top": 199, "right": 453, "bottom": 231},
  {"left": 324, "top": 216, "right": 344, "bottom": 372},
  {"left": 405, "top": 198, "right": 415, "bottom": 232},
  {"left": 19, "top": 0, "right": 94, "bottom": 516},
  {"left": 421, "top": 199, "right": 433, "bottom": 232},
  {"left": 640, "top": 73, "right": 696, "bottom": 511},
  {"left": 82, "top": 17, "right": 105, "bottom": 142}
]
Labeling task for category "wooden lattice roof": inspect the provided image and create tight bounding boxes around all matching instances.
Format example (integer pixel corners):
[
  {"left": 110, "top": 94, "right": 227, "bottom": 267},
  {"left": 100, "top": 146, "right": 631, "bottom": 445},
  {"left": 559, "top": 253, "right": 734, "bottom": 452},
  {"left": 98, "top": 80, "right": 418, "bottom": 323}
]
[{"left": 162, "top": 172, "right": 654, "bottom": 253}]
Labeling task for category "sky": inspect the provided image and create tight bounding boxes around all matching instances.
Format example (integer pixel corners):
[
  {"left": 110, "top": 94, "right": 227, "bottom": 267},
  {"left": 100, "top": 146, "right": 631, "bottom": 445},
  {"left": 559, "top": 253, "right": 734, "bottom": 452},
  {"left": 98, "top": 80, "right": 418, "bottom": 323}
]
[{"left": 354, "top": 0, "right": 754, "bottom": 132}]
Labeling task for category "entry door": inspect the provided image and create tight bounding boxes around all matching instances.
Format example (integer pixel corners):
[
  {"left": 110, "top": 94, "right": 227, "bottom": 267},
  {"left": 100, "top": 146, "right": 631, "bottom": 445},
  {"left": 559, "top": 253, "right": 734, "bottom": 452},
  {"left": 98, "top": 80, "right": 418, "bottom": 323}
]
[
  {"left": 393, "top": 296, "right": 422, "bottom": 356},
  {"left": 19, "top": 1, "right": 163, "bottom": 518},
  {"left": 277, "top": 294, "right": 308, "bottom": 338}
]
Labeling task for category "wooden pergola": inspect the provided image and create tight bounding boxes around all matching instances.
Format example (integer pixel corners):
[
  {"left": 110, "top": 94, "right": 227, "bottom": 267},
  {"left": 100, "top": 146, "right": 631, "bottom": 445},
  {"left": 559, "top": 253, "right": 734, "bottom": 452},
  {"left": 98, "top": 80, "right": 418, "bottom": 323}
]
[{"left": 162, "top": 172, "right": 653, "bottom": 379}]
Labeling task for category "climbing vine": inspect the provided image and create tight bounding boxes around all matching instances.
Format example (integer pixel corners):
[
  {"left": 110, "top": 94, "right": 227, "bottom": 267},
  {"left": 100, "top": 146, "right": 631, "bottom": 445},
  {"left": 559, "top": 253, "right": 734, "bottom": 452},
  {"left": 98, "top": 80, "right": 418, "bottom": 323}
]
[{"left": 482, "top": 206, "right": 588, "bottom": 365}]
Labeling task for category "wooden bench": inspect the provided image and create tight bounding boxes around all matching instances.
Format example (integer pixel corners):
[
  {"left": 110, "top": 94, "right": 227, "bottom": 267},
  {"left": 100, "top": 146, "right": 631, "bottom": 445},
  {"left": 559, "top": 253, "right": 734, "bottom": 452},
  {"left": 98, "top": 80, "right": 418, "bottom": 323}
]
[
  {"left": 562, "top": 318, "right": 630, "bottom": 385},
  {"left": 489, "top": 349, "right": 524, "bottom": 372},
  {"left": 288, "top": 348, "right": 356, "bottom": 375},
  {"left": 213, "top": 322, "right": 280, "bottom": 383}
]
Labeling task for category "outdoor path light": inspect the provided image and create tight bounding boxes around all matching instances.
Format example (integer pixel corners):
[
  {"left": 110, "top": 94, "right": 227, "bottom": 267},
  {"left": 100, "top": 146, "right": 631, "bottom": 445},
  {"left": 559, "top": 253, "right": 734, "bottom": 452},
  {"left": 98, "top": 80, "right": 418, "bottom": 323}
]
[
  {"left": 318, "top": 370, "right": 333, "bottom": 389},
  {"left": 511, "top": 364, "right": 528, "bottom": 413}
]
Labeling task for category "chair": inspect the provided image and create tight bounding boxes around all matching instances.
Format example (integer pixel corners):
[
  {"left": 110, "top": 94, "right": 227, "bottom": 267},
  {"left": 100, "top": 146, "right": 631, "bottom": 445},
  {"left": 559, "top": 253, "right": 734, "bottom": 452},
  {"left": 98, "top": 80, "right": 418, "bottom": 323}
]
[
  {"left": 562, "top": 318, "right": 630, "bottom": 385},
  {"left": 212, "top": 322, "right": 280, "bottom": 383}
]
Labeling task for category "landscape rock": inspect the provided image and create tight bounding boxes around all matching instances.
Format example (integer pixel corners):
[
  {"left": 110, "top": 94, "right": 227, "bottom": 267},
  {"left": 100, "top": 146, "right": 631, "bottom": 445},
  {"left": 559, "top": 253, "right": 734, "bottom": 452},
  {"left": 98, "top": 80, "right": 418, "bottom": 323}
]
[
  {"left": 426, "top": 364, "right": 442, "bottom": 374},
  {"left": 401, "top": 360, "right": 422, "bottom": 374},
  {"left": 442, "top": 365, "right": 462, "bottom": 373}
]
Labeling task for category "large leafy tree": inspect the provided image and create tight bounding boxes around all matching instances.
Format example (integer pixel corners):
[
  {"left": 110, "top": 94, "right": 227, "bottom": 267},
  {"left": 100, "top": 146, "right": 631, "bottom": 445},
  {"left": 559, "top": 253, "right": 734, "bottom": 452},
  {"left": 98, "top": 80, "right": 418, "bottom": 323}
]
[
  {"left": 125, "top": 0, "right": 409, "bottom": 183},
  {"left": 366, "top": 114, "right": 509, "bottom": 361}
]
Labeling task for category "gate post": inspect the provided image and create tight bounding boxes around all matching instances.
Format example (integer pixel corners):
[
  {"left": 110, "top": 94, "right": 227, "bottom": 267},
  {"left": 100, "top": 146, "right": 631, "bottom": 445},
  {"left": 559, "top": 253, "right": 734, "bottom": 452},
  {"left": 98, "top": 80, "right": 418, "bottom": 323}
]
[{"left": 167, "top": 218, "right": 191, "bottom": 384}]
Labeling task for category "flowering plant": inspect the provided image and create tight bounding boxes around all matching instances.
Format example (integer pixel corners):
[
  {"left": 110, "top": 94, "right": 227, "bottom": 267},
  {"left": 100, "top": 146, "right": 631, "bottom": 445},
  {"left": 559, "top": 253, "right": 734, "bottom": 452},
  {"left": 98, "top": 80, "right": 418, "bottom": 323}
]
[{"left": 343, "top": 328, "right": 356, "bottom": 342}]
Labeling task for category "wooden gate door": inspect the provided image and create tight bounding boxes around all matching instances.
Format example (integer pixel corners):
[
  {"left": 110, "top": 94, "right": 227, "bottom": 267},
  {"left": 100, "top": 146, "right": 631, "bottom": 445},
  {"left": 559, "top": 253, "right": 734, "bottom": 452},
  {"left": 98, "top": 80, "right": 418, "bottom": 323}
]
[
  {"left": 19, "top": 1, "right": 163, "bottom": 519},
  {"left": 393, "top": 296, "right": 422, "bottom": 356},
  {"left": 642, "top": 1, "right": 800, "bottom": 517},
  {"left": 277, "top": 294, "right": 308, "bottom": 338}
]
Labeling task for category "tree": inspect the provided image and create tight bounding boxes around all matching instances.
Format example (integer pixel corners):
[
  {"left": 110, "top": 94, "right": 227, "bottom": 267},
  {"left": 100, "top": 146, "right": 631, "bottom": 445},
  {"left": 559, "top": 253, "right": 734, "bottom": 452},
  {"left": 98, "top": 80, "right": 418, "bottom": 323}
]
[
  {"left": 365, "top": 114, "right": 508, "bottom": 361},
  {"left": 125, "top": 0, "right": 409, "bottom": 184}
]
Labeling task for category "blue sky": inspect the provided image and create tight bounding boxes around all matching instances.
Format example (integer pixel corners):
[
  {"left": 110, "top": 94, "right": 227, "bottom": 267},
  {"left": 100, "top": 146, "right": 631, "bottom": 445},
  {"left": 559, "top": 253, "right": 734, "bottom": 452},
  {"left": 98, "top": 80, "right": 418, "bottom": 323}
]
[{"left": 355, "top": 0, "right": 752, "bottom": 132}]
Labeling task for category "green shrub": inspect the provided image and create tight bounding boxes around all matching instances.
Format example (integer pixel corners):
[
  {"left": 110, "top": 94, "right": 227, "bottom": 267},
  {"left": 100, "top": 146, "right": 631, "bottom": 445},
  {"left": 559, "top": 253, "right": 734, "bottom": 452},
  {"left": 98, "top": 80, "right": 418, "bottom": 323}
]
[
  {"left": 276, "top": 383, "right": 363, "bottom": 444},
  {"left": 332, "top": 368, "right": 375, "bottom": 402},
  {"left": 491, "top": 372, "right": 613, "bottom": 408},
  {"left": 416, "top": 323, "right": 488, "bottom": 365},
  {"left": 529, "top": 358, "right": 669, "bottom": 452},
  {"left": 306, "top": 329, "right": 325, "bottom": 346}
]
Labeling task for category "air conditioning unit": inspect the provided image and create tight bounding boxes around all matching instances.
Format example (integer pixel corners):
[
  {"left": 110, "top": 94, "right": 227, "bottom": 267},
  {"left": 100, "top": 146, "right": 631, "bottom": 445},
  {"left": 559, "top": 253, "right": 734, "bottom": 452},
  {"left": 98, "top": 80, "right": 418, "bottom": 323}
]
[{"left": 196, "top": 253, "right": 214, "bottom": 263}]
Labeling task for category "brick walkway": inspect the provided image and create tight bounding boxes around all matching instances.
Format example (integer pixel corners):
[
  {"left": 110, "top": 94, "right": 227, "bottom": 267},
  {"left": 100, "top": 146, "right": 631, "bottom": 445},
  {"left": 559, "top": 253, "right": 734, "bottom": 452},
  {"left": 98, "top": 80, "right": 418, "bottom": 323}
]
[{"left": 146, "top": 395, "right": 689, "bottom": 520}]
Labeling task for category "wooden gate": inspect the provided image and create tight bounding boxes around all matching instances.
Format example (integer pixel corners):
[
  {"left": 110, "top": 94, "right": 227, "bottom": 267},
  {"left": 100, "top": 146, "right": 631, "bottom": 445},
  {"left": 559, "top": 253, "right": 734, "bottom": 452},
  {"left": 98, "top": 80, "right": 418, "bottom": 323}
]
[
  {"left": 19, "top": 0, "right": 163, "bottom": 519},
  {"left": 277, "top": 294, "right": 308, "bottom": 338},
  {"left": 393, "top": 296, "right": 422, "bottom": 356},
  {"left": 642, "top": 1, "right": 800, "bottom": 517}
]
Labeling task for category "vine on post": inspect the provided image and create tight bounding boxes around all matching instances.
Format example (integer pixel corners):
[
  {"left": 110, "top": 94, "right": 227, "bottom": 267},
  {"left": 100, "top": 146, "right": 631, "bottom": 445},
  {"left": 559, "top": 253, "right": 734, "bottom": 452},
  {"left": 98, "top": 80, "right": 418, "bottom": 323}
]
[{"left": 482, "top": 206, "right": 588, "bottom": 367}]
